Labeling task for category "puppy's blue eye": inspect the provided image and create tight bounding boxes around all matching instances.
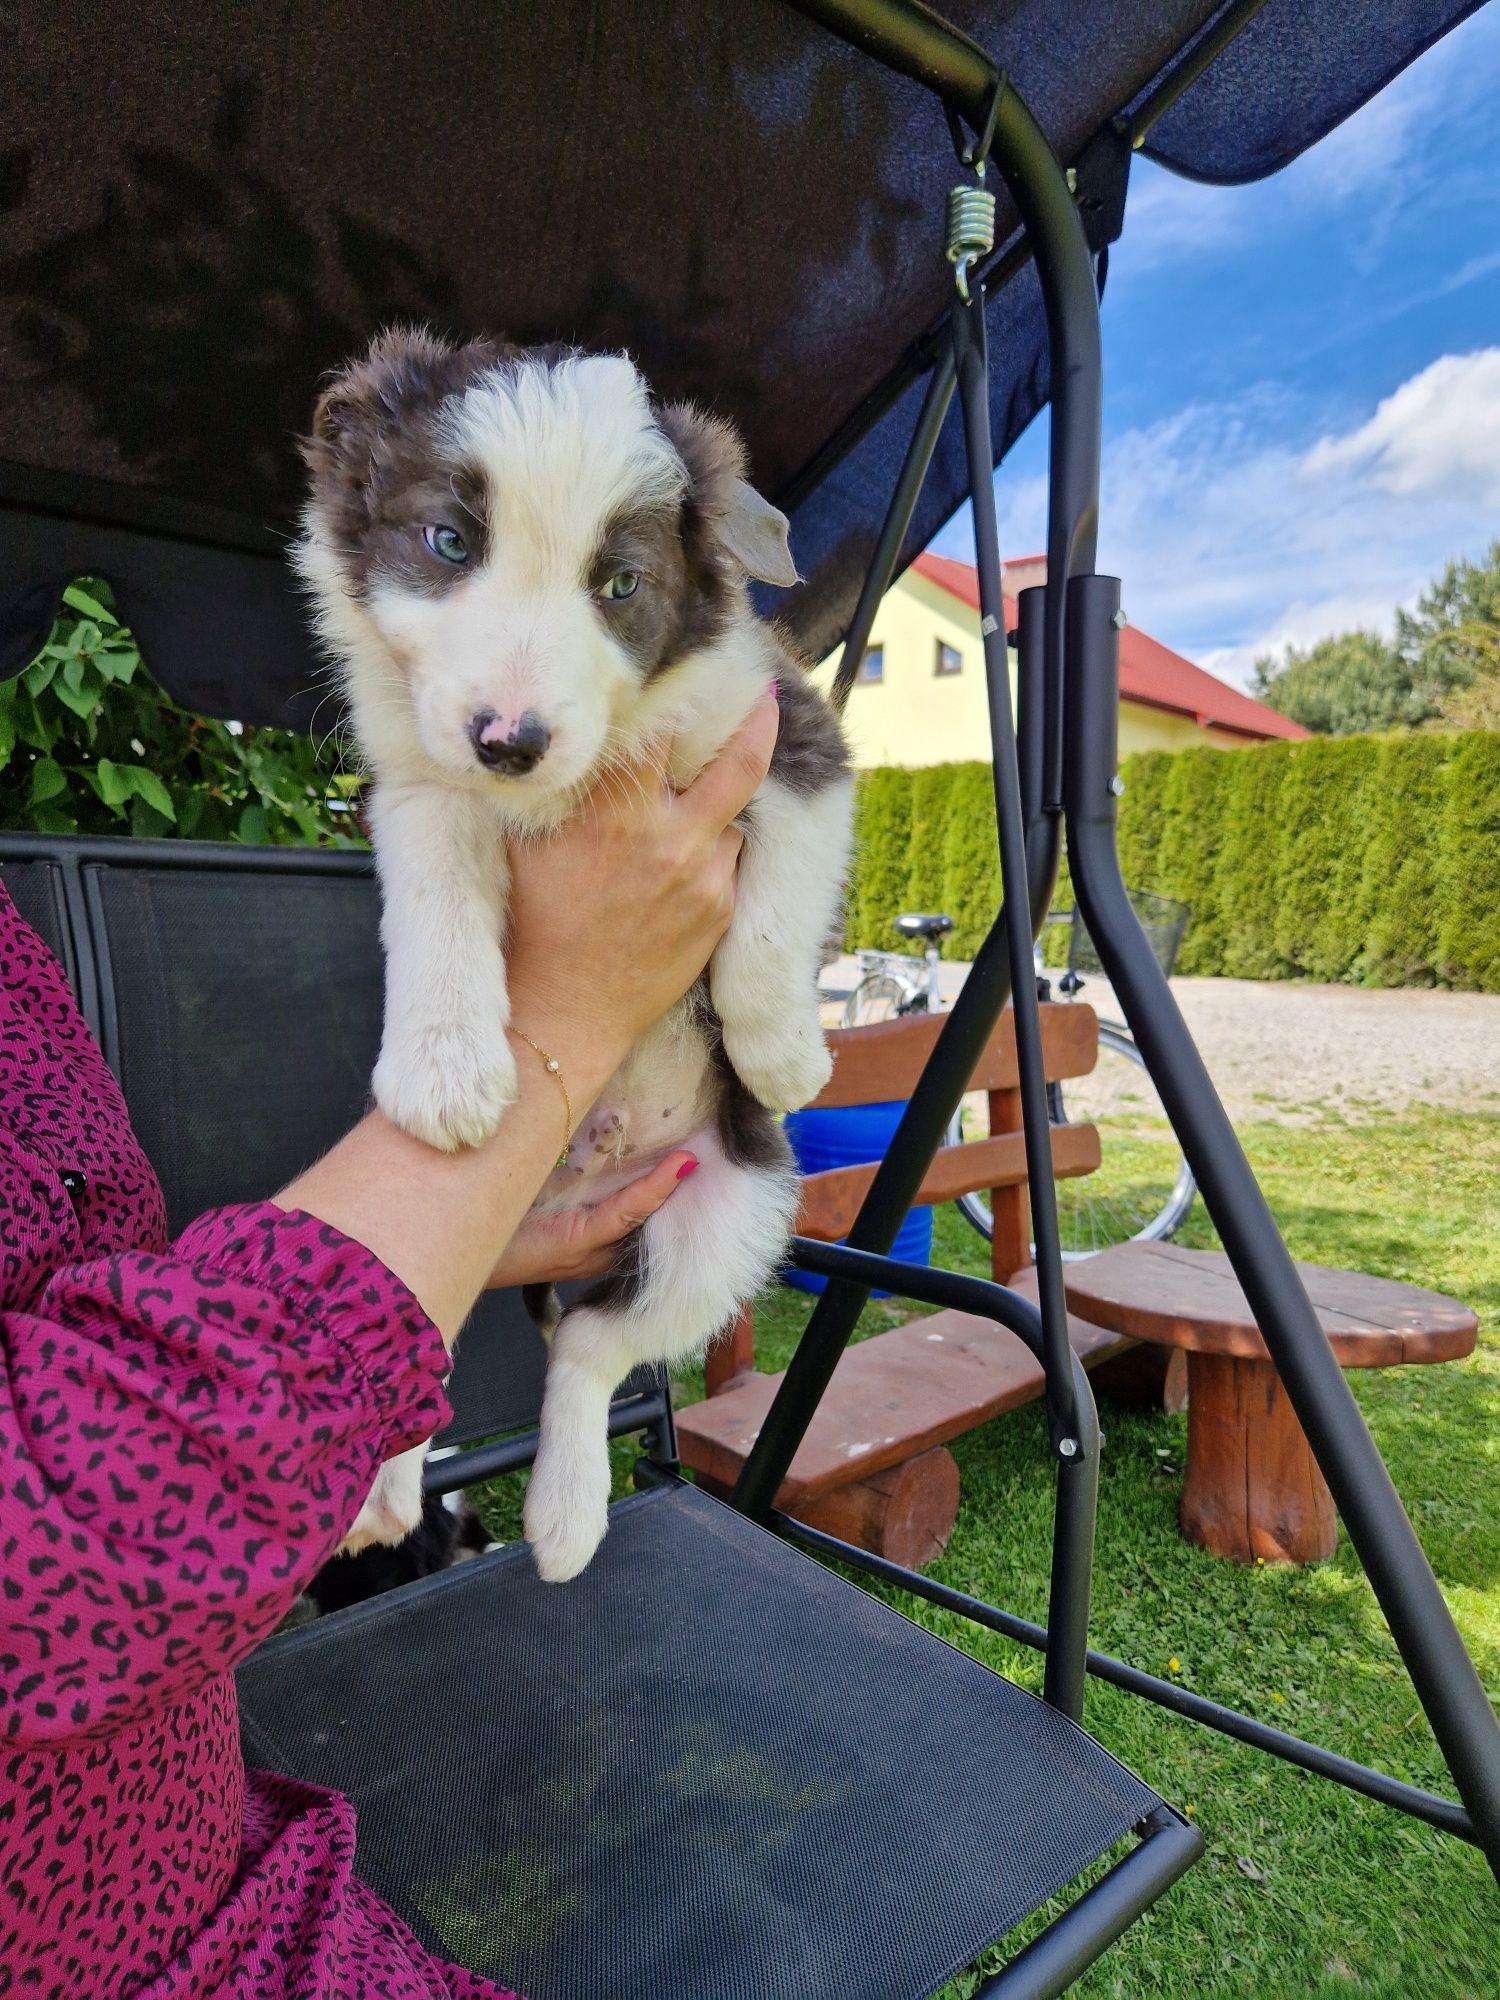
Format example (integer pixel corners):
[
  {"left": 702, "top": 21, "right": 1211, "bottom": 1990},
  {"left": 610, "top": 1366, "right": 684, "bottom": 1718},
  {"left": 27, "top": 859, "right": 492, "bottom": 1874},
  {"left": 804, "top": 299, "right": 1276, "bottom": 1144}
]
[
  {"left": 424, "top": 524, "right": 469, "bottom": 565},
  {"left": 601, "top": 570, "right": 639, "bottom": 601}
]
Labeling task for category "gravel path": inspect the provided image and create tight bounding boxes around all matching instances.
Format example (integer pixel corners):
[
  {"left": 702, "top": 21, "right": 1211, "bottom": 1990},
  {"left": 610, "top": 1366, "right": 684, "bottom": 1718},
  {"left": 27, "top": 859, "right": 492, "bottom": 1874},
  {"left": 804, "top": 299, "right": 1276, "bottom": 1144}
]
[{"left": 821, "top": 957, "right": 1500, "bottom": 1124}]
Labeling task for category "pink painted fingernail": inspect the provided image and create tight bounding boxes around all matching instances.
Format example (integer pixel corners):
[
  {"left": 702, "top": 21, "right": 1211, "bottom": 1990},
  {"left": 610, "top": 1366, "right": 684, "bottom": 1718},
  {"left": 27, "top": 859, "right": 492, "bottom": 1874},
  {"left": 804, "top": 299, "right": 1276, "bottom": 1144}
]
[
  {"left": 769, "top": 679, "right": 780, "bottom": 700},
  {"left": 676, "top": 1157, "right": 700, "bottom": 1180}
]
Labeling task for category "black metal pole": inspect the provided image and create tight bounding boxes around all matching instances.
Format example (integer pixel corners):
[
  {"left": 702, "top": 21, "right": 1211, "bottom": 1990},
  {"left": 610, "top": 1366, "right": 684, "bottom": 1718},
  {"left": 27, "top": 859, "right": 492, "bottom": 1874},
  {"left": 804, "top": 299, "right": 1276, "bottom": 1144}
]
[
  {"left": 785, "top": 0, "right": 1103, "bottom": 802},
  {"left": 951, "top": 287, "right": 1095, "bottom": 1718},
  {"left": 734, "top": 18, "right": 1101, "bottom": 1530},
  {"left": 785, "top": 0, "right": 998, "bottom": 124},
  {"left": 831, "top": 349, "right": 957, "bottom": 708},
  {"left": 1062, "top": 573, "right": 1500, "bottom": 1881},
  {"left": 950, "top": 294, "right": 1071, "bottom": 1434},
  {"left": 776, "top": 1505, "right": 1476, "bottom": 1845},
  {"left": 976, "top": 1808, "right": 1202, "bottom": 1999},
  {"left": 773, "top": 1234, "right": 1100, "bottom": 1720},
  {"left": 1119, "top": 0, "right": 1272, "bottom": 154}
]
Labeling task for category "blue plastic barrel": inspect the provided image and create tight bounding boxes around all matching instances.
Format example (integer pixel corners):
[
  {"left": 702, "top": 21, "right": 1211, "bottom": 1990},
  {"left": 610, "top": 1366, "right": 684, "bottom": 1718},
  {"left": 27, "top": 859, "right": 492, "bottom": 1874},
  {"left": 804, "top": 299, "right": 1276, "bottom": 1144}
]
[{"left": 781, "top": 1099, "right": 933, "bottom": 1295}]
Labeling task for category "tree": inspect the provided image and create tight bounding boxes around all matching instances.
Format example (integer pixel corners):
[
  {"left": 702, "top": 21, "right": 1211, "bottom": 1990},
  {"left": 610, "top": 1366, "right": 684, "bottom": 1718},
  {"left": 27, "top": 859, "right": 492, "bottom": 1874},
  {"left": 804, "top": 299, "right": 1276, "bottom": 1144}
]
[
  {"left": 1401, "top": 541, "right": 1500, "bottom": 731},
  {"left": 1252, "top": 541, "right": 1500, "bottom": 735},
  {"left": 1250, "top": 630, "right": 1420, "bottom": 735}
]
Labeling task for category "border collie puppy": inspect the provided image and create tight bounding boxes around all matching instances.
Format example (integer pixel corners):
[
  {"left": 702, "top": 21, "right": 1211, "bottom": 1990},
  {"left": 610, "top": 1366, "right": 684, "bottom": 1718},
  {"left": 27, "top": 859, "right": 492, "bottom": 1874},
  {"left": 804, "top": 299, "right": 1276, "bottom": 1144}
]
[{"left": 297, "top": 330, "right": 851, "bottom": 1582}]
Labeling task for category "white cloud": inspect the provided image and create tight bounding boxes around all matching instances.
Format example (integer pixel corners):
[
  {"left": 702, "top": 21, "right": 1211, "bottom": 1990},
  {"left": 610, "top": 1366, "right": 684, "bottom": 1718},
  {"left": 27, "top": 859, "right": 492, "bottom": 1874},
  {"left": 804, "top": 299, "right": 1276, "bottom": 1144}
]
[
  {"left": 940, "top": 349, "right": 1500, "bottom": 690},
  {"left": 1302, "top": 349, "right": 1500, "bottom": 504}
]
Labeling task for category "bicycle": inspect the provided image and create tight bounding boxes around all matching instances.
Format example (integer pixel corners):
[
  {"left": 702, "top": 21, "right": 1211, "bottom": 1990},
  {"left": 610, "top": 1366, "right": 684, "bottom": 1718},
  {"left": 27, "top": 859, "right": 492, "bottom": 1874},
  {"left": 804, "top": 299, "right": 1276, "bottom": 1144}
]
[{"left": 839, "top": 893, "right": 1196, "bottom": 1259}]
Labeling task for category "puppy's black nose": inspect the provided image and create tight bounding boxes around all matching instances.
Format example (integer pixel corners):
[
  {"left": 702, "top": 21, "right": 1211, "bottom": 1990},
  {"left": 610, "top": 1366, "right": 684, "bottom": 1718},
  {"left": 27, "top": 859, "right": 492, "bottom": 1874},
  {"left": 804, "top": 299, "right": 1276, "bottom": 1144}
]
[{"left": 469, "top": 708, "right": 551, "bottom": 775}]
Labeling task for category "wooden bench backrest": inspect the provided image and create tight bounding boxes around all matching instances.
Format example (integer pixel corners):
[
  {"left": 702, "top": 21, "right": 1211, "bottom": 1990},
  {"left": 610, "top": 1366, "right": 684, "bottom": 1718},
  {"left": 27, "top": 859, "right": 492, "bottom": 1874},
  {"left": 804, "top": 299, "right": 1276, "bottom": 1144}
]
[
  {"left": 812, "top": 1001, "right": 1097, "bottom": 1107},
  {"left": 794, "top": 1002, "right": 1101, "bottom": 1280}
]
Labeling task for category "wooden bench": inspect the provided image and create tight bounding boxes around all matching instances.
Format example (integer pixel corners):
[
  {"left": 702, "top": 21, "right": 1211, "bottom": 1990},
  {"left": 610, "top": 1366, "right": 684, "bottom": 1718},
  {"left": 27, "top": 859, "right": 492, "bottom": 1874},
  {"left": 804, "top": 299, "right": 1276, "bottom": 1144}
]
[
  {"left": 1061, "top": 1242, "right": 1478, "bottom": 1564},
  {"left": 676, "top": 1003, "right": 1136, "bottom": 1564}
]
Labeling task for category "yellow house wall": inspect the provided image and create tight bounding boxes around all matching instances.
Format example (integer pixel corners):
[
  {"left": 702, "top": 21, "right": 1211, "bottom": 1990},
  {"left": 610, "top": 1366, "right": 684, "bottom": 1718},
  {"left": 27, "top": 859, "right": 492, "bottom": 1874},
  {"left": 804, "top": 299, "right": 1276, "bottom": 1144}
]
[
  {"left": 1117, "top": 704, "right": 1243, "bottom": 756},
  {"left": 813, "top": 569, "right": 1251, "bottom": 766}
]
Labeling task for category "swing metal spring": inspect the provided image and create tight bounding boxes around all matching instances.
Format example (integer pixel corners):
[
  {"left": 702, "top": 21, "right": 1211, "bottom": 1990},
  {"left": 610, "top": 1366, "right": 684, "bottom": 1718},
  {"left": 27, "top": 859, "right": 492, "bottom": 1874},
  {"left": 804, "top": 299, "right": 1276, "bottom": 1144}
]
[{"left": 945, "top": 181, "right": 996, "bottom": 301}]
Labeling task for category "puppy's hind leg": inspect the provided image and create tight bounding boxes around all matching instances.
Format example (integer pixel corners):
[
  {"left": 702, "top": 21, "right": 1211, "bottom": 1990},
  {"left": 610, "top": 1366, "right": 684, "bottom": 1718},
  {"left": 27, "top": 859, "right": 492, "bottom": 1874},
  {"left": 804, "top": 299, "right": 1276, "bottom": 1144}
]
[
  {"left": 340, "top": 1438, "right": 430, "bottom": 1555},
  {"left": 523, "top": 1133, "right": 798, "bottom": 1582}
]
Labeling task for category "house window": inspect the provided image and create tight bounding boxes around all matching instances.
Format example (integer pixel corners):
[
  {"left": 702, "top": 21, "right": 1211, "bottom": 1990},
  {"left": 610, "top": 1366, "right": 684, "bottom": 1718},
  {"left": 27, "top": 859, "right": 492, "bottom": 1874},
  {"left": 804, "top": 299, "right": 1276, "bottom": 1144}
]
[
  {"left": 934, "top": 640, "right": 962, "bottom": 677},
  {"left": 858, "top": 644, "right": 885, "bottom": 684}
]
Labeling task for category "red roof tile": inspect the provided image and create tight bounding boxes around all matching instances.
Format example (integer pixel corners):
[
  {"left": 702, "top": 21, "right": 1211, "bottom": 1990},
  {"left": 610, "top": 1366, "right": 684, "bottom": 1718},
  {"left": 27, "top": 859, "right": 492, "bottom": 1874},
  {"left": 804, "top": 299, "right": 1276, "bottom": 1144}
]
[{"left": 909, "top": 553, "right": 1308, "bottom": 742}]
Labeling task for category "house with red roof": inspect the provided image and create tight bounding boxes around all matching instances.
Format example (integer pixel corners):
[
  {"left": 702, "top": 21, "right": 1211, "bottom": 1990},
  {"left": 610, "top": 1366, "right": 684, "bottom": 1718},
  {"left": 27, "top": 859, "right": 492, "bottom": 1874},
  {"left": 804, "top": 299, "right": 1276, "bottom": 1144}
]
[{"left": 817, "top": 552, "right": 1306, "bottom": 767}]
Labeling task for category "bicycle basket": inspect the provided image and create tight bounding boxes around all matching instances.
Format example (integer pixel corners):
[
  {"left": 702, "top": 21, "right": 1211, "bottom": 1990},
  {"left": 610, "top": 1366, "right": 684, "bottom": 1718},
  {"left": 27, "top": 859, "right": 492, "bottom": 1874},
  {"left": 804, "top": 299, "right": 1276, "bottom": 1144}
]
[{"left": 1068, "top": 889, "right": 1189, "bottom": 980}]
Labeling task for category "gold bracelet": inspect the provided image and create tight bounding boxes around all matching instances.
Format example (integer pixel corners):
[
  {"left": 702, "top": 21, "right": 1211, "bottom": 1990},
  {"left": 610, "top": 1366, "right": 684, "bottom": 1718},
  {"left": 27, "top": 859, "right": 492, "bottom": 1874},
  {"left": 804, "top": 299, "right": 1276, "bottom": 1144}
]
[{"left": 511, "top": 1029, "right": 573, "bottom": 1166}]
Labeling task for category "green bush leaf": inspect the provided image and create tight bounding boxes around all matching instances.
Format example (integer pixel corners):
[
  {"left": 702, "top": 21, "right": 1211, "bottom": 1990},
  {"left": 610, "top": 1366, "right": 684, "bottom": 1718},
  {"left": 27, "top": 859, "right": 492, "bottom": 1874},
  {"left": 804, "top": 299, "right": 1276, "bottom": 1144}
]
[
  {"left": 238, "top": 803, "right": 269, "bottom": 844},
  {"left": 29, "top": 756, "right": 67, "bottom": 804},
  {"left": 94, "top": 756, "right": 133, "bottom": 807},
  {"left": 2, "top": 576, "right": 357, "bottom": 853},
  {"left": 62, "top": 584, "right": 113, "bottom": 621},
  {"left": 53, "top": 669, "right": 103, "bottom": 721},
  {"left": 95, "top": 645, "right": 139, "bottom": 683},
  {"left": 16, "top": 693, "right": 54, "bottom": 752},
  {"left": 129, "top": 793, "right": 173, "bottom": 837},
  {"left": 128, "top": 766, "right": 177, "bottom": 822}
]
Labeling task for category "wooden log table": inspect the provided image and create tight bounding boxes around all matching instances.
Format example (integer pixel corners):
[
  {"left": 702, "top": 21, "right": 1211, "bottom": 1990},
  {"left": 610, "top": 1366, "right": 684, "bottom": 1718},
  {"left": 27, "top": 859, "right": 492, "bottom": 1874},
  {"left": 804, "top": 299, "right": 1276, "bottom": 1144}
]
[{"left": 1061, "top": 1242, "right": 1478, "bottom": 1565}]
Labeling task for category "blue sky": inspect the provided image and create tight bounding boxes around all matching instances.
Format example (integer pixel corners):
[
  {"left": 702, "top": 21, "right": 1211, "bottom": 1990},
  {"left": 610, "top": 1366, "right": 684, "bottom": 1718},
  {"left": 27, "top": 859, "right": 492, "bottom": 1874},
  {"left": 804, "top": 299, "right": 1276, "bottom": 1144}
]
[{"left": 932, "top": 3, "right": 1500, "bottom": 689}]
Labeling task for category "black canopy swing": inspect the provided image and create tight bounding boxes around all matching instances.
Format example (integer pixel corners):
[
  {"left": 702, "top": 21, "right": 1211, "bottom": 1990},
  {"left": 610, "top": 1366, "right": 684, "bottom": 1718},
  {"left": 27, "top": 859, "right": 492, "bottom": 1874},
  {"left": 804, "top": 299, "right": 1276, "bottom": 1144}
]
[{"left": 3, "top": 2, "right": 1497, "bottom": 1993}]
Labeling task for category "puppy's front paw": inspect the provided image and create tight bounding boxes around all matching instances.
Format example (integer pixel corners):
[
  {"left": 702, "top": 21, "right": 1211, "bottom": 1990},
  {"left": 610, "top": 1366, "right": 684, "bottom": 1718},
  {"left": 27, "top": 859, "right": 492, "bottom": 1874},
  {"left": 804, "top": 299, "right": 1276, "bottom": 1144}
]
[
  {"left": 723, "top": 1014, "right": 833, "bottom": 1112},
  {"left": 339, "top": 1446, "right": 427, "bottom": 1556},
  {"left": 523, "top": 1436, "right": 611, "bottom": 1584},
  {"left": 374, "top": 1022, "right": 517, "bottom": 1151}
]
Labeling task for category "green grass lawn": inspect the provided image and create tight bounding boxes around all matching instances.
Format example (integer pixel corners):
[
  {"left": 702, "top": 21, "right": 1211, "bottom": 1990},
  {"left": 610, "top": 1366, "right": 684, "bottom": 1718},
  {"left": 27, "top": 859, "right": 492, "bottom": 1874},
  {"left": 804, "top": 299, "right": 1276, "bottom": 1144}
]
[{"left": 477, "top": 1107, "right": 1499, "bottom": 1998}]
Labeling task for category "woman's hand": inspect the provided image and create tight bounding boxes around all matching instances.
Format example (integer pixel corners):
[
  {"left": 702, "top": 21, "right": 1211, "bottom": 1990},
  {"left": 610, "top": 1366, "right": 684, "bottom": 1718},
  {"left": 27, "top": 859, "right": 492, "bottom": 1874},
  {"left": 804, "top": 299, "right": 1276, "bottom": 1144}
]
[
  {"left": 278, "top": 693, "right": 777, "bottom": 1346},
  {"left": 505, "top": 690, "right": 780, "bottom": 1100},
  {"left": 488, "top": 1150, "right": 699, "bottom": 1288}
]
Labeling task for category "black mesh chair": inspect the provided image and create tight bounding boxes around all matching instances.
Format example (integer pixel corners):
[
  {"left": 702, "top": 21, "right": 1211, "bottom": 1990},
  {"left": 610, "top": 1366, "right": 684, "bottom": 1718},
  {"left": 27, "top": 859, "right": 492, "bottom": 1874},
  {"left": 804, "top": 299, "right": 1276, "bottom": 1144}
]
[
  {"left": 240, "top": 1478, "right": 1182, "bottom": 2000},
  {"left": 0, "top": 850, "right": 77, "bottom": 985}
]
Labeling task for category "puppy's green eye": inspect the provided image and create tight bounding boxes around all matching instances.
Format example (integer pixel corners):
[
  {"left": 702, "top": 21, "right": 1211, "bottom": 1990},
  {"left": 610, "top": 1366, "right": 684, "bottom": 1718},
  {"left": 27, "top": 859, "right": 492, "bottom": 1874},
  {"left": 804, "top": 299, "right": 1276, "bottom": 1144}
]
[
  {"left": 600, "top": 569, "right": 639, "bottom": 601},
  {"left": 423, "top": 524, "right": 469, "bottom": 565}
]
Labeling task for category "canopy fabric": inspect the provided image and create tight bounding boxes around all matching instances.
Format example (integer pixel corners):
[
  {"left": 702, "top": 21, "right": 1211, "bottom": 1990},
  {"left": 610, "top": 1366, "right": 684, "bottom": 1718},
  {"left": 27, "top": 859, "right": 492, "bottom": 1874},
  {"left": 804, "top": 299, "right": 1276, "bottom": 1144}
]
[{"left": 0, "top": 0, "right": 1482, "bottom": 727}]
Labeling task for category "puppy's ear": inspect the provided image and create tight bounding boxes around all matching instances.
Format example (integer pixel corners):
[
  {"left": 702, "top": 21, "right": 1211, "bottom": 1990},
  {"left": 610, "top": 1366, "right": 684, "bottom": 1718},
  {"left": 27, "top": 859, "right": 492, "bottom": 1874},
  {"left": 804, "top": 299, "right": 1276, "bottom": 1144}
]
[
  {"left": 304, "top": 327, "right": 500, "bottom": 469},
  {"left": 720, "top": 479, "right": 799, "bottom": 588},
  {"left": 659, "top": 403, "right": 800, "bottom": 589}
]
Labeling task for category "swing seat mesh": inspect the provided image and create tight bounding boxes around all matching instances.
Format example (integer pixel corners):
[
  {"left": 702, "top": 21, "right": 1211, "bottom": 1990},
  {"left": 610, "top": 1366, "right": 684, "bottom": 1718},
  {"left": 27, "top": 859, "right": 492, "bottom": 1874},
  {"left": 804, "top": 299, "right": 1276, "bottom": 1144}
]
[{"left": 239, "top": 1482, "right": 1161, "bottom": 2000}]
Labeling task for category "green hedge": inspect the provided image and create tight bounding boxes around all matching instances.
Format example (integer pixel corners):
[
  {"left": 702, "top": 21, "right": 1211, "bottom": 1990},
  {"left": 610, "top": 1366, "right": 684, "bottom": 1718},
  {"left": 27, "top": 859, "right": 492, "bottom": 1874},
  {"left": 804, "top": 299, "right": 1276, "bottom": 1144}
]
[{"left": 842, "top": 731, "right": 1500, "bottom": 991}]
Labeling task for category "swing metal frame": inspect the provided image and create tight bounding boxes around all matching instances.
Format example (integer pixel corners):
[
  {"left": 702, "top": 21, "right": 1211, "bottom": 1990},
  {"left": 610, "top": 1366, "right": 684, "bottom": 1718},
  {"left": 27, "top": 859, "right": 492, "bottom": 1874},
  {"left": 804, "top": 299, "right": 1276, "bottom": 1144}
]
[{"left": 722, "top": 0, "right": 1500, "bottom": 1885}]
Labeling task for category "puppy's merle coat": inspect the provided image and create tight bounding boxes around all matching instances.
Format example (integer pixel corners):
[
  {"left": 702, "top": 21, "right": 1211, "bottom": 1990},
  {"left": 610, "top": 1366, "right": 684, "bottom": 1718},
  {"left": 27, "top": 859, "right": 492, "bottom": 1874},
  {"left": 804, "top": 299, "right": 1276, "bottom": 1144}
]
[{"left": 297, "top": 331, "right": 851, "bottom": 1582}]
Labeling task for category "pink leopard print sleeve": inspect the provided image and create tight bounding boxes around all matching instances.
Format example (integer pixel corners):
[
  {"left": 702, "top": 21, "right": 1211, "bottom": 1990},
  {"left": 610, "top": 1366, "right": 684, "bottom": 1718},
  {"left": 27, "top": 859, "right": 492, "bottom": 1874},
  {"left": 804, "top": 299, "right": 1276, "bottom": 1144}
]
[
  {"left": 0, "top": 887, "right": 523, "bottom": 1998},
  {"left": 3, "top": 1199, "right": 451, "bottom": 1748},
  {"left": 0, "top": 890, "right": 453, "bottom": 1751}
]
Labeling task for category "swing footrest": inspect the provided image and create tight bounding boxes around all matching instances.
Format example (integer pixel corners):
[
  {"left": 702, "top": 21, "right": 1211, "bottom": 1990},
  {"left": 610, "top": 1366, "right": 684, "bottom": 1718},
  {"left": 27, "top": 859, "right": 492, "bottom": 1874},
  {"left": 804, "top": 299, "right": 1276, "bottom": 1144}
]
[{"left": 239, "top": 1480, "right": 1192, "bottom": 2000}]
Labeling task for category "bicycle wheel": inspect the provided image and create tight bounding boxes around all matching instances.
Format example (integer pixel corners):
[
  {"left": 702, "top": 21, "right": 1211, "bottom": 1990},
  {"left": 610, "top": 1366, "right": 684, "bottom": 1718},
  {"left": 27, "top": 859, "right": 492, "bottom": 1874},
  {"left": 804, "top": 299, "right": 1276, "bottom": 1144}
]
[
  {"left": 946, "top": 1025, "right": 1195, "bottom": 1258},
  {"left": 1051, "top": 1023, "right": 1195, "bottom": 1256},
  {"left": 842, "top": 973, "right": 915, "bottom": 1027}
]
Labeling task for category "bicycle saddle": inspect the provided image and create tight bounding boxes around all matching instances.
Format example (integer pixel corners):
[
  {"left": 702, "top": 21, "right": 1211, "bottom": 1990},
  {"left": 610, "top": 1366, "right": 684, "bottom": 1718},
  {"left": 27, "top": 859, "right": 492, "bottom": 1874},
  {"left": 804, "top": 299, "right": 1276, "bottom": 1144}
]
[{"left": 894, "top": 912, "right": 954, "bottom": 940}]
